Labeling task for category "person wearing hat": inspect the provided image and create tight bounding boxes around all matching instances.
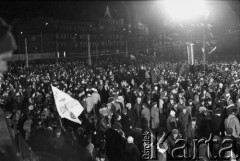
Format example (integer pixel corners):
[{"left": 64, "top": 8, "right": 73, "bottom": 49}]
[
  {"left": 150, "top": 102, "right": 160, "bottom": 131},
  {"left": 86, "top": 91, "right": 94, "bottom": 117},
  {"left": 105, "top": 120, "right": 126, "bottom": 161},
  {"left": 196, "top": 105, "right": 207, "bottom": 138},
  {"left": 193, "top": 95, "right": 200, "bottom": 117},
  {"left": 114, "top": 95, "right": 123, "bottom": 114},
  {"left": 133, "top": 97, "right": 142, "bottom": 128},
  {"left": 107, "top": 97, "right": 117, "bottom": 116},
  {"left": 159, "top": 91, "right": 166, "bottom": 114},
  {"left": 125, "top": 103, "right": 135, "bottom": 129},
  {"left": 123, "top": 136, "right": 140, "bottom": 161},
  {"left": 97, "top": 104, "right": 110, "bottom": 141},
  {"left": 186, "top": 117, "right": 198, "bottom": 155},
  {"left": 179, "top": 106, "right": 191, "bottom": 139},
  {"left": 91, "top": 87, "right": 101, "bottom": 116},
  {"left": 166, "top": 110, "right": 178, "bottom": 132},
  {"left": 112, "top": 113, "right": 122, "bottom": 130},
  {"left": 116, "top": 95, "right": 125, "bottom": 109},
  {"left": 167, "top": 97, "right": 175, "bottom": 116},
  {"left": 211, "top": 108, "right": 224, "bottom": 137},
  {"left": 166, "top": 129, "right": 182, "bottom": 156},
  {"left": 224, "top": 106, "right": 240, "bottom": 139},
  {"left": 187, "top": 99, "right": 193, "bottom": 117},
  {"left": 121, "top": 108, "right": 132, "bottom": 136},
  {"left": 205, "top": 97, "right": 216, "bottom": 111},
  {"left": 49, "top": 127, "right": 65, "bottom": 150},
  {"left": 219, "top": 128, "right": 237, "bottom": 159}
]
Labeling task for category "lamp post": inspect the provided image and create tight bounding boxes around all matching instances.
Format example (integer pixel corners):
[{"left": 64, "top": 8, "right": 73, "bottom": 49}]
[{"left": 162, "top": 0, "right": 209, "bottom": 64}]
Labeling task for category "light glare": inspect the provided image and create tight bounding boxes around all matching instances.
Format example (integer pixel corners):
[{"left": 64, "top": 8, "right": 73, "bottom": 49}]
[{"left": 163, "top": 0, "right": 208, "bottom": 21}]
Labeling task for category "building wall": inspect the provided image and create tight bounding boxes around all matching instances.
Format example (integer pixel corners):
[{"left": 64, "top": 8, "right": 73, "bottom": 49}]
[{"left": 15, "top": 16, "right": 149, "bottom": 58}]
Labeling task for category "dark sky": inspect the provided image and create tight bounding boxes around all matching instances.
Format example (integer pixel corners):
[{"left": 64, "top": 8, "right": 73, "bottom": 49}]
[
  {"left": 0, "top": 1, "right": 239, "bottom": 35},
  {"left": 0, "top": 1, "right": 135, "bottom": 23}
]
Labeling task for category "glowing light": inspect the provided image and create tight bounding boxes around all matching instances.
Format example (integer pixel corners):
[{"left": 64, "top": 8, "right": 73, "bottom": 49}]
[{"left": 162, "top": 0, "right": 208, "bottom": 21}]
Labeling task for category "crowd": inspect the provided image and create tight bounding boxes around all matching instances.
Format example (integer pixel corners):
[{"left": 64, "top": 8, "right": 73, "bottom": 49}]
[{"left": 1, "top": 56, "right": 240, "bottom": 161}]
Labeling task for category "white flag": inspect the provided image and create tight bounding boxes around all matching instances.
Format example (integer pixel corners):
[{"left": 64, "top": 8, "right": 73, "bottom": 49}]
[{"left": 51, "top": 85, "right": 83, "bottom": 124}]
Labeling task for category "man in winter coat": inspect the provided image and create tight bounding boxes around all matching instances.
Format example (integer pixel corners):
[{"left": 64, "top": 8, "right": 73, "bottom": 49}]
[
  {"left": 123, "top": 136, "right": 140, "bottom": 161},
  {"left": 121, "top": 109, "right": 131, "bottom": 136},
  {"left": 151, "top": 102, "right": 160, "bottom": 131},
  {"left": 126, "top": 103, "right": 135, "bottom": 128},
  {"left": 167, "top": 110, "right": 178, "bottom": 132},
  {"left": 211, "top": 108, "right": 224, "bottom": 136},
  {"left": 141, "top": 103, "right": 150, "bottom": 128},
  {"left": 134, "top": 97, "right": 142, "bottom": 128},
  {"left": 187, "top": 117, "right": 198, "bottom": 155},
  {"left": 179, "top": 106, "right": 191, "bottom": 139},
  {"left": 105, "top": 123, "right": 126, "bottom": 161},
  {"left": 91, "top": 88, "right": 101, "bottom": 115},
  {"left": 166, "top": 129, "right": 182, "bottom": 159},
  {"left": 86, "top": 93, "right": 94, "bottom": 115},
  {"left": 224, "top": 106, "right": 240, "bottom": 138}
]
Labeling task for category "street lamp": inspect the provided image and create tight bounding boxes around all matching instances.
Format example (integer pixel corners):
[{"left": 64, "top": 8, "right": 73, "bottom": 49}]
[
  {"left": 162, "top": 0, "right": 209, "bottom": 64},
  {"left": 162, "top": 0, "right": 208, "bottom": 22}
]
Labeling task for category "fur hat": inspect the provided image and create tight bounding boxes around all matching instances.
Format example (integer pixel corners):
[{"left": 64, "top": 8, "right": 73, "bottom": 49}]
[
  {"left": 126, "top": 103, "right": 131, "bottom": 108},
  {"left": 172, "top": 129, "right": 179, "bottom": 135}
]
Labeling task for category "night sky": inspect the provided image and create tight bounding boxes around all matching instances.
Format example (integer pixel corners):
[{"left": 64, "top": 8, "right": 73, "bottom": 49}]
[{"left": 0, "top": 1, "right": 239, "bottom": 36}]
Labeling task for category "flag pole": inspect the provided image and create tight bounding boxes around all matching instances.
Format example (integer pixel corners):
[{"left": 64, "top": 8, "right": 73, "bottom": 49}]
[
  {"left": 51, "top": 85, "right": 65, "bottom": 131},
  {"left": 58, "top": 116, "right": 65, "bottom": 131}
]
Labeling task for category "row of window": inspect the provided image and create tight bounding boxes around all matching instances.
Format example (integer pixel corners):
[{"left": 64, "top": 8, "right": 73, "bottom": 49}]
[
  {"left": 56, "top": 33, "right": 99, "bottom": 40},
  {"left": 55, "top": 24, "right": 98, "bottom": 32},
  {"left": 57, "top": 40, "right": 121, "bottom": 49},
  {"left": 99, "top": 18, "right": 123, "bottom": 26},
  {"left": 56, "top": 33, "right": 123, "bottom": 40},
  {"left": 66, "top": 49, "right": 117, "bottom": 55}
]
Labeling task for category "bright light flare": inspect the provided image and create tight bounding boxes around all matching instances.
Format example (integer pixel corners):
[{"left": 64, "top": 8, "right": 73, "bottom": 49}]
[{"left": 162, "top": 0, "right": 209, "bottom": 21}]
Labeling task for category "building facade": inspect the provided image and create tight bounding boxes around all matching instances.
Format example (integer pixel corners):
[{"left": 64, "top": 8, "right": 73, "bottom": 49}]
[{"left": 14, "top": 6, "right": 149, "bottom": 59}]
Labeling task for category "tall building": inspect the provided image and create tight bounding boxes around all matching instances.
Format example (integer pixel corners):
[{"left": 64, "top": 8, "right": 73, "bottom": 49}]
[
  {"left": 14, "top": 5, "right": 149, "bottom": 59},
  {"left": 98, "top": 5, "right": 125, "bottom": 56}
]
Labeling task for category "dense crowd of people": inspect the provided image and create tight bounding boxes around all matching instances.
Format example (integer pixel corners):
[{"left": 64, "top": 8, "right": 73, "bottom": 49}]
[{"left": 1, "top": 56, "right": 240, "bottom": 161}]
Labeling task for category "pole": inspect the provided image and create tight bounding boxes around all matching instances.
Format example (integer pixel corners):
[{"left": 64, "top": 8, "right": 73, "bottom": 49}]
[
  {"left": 147, "top": 36, "right": 149, "bottom": 54},
  {"left": 125, "top": 39, "right": 128, "bottom": 57},
  {"left": 55, "top": 39, "right": 59, "bottom": 64},
  {"left": 24, "top": 38, "right": 29, "bottom": 67},
  {"left": 88, "top": 34, "right": 92, "bottom": 66},
  {"left": 40, "top": 31, "right": 43, "bottom": 53},
  {"left": 96, "top": 42, "right": 98, "bottom": 62},
  {"left": 120, "top": 38, "right": 122, "bottom": 54},
  {"left": 203, "top": 28, "right": 206, "bottom": 64},
  {"left": 203, "top": 13, "right": 208, "bottom": 65}
]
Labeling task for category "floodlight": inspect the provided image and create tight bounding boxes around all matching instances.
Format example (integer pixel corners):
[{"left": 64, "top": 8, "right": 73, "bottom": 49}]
[{"left": 162, "top": 0, "right": 208, "bottom": 22}]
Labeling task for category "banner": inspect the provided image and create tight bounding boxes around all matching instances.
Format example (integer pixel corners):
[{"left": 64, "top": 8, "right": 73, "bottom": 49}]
[{"left": 51, "top": 85, "right": 83, "bottom": 124}]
